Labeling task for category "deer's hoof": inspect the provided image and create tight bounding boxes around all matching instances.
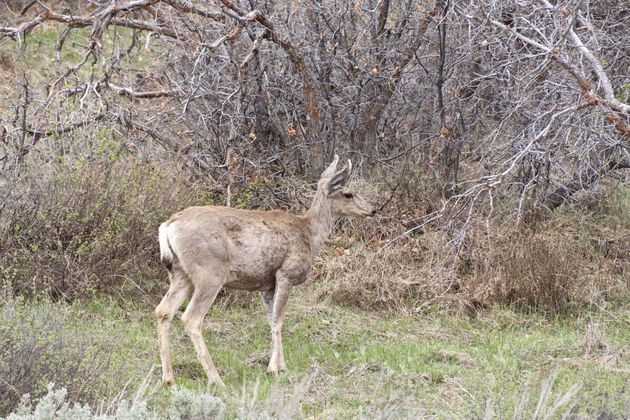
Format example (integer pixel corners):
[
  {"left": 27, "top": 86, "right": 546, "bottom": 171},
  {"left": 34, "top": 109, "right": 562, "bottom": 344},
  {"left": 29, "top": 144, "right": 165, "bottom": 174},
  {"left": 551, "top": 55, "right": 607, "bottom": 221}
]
[
  {"left": 267, "top": 364, "right": 287, "bottom": 376},
  {"left": 208, "top": 376, "right": 226, "bottom": 389}
]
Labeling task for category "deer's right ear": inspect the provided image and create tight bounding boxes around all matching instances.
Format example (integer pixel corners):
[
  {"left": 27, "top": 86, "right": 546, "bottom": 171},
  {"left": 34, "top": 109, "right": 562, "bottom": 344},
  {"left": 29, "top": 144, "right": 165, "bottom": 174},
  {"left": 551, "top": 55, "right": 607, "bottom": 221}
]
[
  {"left": 326, "top": 160, "right": 351, "bottom": 195},
  {"left": 319, "top": 155, "right": 339, "bottom": 180}
]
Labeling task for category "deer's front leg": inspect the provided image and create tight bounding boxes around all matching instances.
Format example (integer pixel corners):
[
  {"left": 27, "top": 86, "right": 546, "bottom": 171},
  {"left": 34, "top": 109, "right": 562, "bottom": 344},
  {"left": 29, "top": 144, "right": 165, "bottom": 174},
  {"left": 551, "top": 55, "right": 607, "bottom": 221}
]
[{"left": 268, "top": 275, "right": 291, "bottom": 374}]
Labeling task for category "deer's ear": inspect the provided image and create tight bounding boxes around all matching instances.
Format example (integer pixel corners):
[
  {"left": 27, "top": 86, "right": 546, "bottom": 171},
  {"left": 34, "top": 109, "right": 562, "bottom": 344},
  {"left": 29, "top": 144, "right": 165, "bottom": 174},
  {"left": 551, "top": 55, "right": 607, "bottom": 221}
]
[
  {"left": 319, "top": 155, "right": 339, "bottom": 180},
  {"left": 326, "top": 160, "right": 352, "bottom": 194}
]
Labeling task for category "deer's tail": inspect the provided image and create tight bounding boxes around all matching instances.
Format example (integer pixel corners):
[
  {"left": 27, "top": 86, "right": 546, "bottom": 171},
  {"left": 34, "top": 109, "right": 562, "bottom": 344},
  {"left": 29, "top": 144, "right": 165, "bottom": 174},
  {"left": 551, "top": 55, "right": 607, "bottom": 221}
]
[{"left": 158, "top": 223, "right": 174, "bottom": 272}]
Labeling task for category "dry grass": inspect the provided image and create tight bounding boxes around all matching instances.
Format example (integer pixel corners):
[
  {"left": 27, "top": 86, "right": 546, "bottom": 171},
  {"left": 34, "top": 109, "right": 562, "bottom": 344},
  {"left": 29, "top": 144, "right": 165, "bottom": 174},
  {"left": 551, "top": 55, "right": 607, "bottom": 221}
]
[
  {"left": 467, "top": 232, "right": 580, "bottom": 314},
  {"left": 313, "top": 232, "right": 459, "bottom": 313},
  {"left": 582, "top": 321, "right": 609, "bottom": 356}
]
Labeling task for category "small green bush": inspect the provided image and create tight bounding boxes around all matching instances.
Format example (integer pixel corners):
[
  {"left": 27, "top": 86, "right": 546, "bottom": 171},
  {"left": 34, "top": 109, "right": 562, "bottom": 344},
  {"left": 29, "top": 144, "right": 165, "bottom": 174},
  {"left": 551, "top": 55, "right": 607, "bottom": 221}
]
[
  {"left": 4, "top": 384, "right": 228, "bottom": 420},
  {"left": 0, "top": 295, "right": 114, "bottom": 416},
  {"left": 3, "top": 383, "right": 154, "bottom": 420},
  {"left": 167, "top": 387, "right": 225, "bottom": 419},
  {"left": 0, "top": 144, "right": 211, "bottom": 299}
]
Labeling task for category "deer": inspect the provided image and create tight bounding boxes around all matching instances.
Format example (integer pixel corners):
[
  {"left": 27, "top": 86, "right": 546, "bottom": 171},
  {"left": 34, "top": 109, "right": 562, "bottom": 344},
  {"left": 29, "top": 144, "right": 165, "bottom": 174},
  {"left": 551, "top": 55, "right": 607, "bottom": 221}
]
[{"left": 155, "top": 155, "right": 375, "bottom": 387}]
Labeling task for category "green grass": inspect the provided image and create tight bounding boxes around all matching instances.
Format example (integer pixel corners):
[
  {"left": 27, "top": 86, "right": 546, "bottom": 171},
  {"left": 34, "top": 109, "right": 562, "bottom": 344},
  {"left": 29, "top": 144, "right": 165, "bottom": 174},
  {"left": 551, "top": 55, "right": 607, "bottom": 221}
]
[
  {"left": 32, "top": 288, "right": 627, "bottom": 418},
  {"left": 12, "top": 24, "right": 148, "bottom": 66}
]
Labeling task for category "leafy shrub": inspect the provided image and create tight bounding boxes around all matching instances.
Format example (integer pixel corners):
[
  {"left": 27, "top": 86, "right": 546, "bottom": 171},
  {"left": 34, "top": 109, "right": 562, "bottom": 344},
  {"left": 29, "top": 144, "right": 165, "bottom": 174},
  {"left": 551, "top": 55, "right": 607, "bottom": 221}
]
[
  {"left": 4, "top": 383, "right": 247, "bottom": 420},
  {"left": 167, "top": 387, "right": 225, "bottom": 419},
  {"left": 0, "top": 141, "right": 211, "bottom": 299},
  {"left": 0, "top": 294, "right": 114, "bottom": 416},
  {"left": 6, "top": 385, "right": 95, "bottom": 420},
  {"left": 3, "top": 383, "right": 154, "bottom": 420}
]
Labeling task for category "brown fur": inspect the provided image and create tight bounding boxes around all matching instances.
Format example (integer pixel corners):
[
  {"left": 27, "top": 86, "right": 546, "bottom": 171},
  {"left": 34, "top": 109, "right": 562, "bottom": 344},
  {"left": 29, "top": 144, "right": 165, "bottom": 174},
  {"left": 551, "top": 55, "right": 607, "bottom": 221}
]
[{"left": 155, "top": 156, "right": 374, "bottom": 386}]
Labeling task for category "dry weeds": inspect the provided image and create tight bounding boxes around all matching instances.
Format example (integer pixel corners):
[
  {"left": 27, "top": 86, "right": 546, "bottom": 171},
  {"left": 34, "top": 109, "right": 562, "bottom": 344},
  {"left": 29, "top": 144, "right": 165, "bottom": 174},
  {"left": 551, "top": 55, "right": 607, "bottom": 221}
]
[
  {"left": 582, "top": 321, "right": 609, "bottom": 356},
  {"left": 314, "top": 186, "right": 630, "bottom": 315},
  {"left": 467, "top": 232, "right": 579, "bottom": 314},
  {"left": 313, "top": 232, "right": 459, "bottom": 313}
]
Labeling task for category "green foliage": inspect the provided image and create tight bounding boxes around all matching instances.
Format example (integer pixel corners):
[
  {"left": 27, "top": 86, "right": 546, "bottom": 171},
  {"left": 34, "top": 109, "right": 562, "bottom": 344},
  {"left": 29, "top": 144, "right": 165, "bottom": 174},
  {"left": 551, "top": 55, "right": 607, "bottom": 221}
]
[
  {"left": 6, "top": 385, "right": 94, "bottom": 420},
  {"left": 234, "top": 179, "right": 262, "bottom": 210},
  {"left": 3, "top": 383, "right": 154, "bottom": 420},
  {"left": 167, "top": 387, "right": 225, "bottom": 419},
  {"left": 0, "top": 294, "right": 114, "bottom": 417},
  {"left": 10, "top": 27, "right": 86, "bottom": 75}
]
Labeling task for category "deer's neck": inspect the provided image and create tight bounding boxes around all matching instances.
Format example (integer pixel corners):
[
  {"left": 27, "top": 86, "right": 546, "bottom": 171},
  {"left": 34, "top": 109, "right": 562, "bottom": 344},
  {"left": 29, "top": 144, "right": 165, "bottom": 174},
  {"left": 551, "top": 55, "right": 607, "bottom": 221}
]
[{"left": 304, "top": 189, "right": 335, "bottom": 255}]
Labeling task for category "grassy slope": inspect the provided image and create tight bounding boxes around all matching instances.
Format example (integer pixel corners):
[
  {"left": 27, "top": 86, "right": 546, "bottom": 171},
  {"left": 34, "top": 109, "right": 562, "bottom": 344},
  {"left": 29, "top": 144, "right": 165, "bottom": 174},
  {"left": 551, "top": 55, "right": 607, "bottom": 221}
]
[
  {"left": 72, "top": 287, "right": 630, "bottom": 419},
  {"left": 2, "top": 23, "right": 628, "bottom": 420}
]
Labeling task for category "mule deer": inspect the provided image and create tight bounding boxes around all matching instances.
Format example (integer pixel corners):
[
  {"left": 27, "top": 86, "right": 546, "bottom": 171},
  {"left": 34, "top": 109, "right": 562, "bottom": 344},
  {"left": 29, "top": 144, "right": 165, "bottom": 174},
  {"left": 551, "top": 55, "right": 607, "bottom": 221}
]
[{"left": 155, "top": 155, "right": 374, "bottom": 387}]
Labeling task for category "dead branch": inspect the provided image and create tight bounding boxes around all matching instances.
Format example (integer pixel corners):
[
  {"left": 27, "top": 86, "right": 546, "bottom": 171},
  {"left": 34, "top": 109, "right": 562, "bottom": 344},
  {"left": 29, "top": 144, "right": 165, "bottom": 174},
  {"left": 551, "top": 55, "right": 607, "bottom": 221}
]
[{"left": 1, "top": 8, "right": 178, "bottom": 40}]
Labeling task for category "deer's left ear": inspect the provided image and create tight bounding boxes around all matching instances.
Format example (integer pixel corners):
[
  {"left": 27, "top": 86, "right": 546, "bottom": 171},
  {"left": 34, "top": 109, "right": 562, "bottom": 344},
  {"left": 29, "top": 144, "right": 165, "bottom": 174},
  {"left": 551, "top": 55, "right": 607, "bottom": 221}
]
[
  {"left": 326, "top": 160, "right": 352, "bottom": 195},
  {"left": 319, "top": 155, "right": 339, "bottom": 180}
]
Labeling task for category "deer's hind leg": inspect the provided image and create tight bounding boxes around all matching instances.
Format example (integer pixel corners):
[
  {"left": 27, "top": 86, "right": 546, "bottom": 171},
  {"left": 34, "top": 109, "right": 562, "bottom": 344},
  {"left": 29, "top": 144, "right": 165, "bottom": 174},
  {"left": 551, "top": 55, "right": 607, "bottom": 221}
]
[
  {"left": 181, "top": 273, "right": 224, "bottom": 387},
  {"left": 260, "top": 289, "right": 274, "bottom": 324},
  {"left": 156, "top": 267, "right": 193, "bottom": 385}
]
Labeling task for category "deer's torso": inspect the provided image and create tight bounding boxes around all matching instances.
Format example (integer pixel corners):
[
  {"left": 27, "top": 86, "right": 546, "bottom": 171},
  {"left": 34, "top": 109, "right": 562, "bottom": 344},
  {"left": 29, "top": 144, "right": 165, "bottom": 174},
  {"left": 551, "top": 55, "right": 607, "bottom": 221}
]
[{"left": 165, "top": 206, "right": 314, "bottom": 291}]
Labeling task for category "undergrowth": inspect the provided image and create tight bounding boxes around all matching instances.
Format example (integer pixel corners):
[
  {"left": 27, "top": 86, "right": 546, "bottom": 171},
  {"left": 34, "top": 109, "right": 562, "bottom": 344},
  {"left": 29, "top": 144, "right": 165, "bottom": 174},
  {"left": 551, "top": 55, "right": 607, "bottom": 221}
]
[
  {"left": 0, "top": 139, "right": 211, "bottom": 300},
  {"left": 1, "top": 151, "right": 628, "bottom": 315},
  {"left": 315, "top": 185, "right": 630, "bottom": 316}
]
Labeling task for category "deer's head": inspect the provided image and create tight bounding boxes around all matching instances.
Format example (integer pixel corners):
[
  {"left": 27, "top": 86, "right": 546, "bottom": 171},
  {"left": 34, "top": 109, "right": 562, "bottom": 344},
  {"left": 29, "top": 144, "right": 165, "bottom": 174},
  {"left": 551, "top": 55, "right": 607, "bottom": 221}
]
[{"left": 318, "top": 155, "right": 375, "bottom": 218}]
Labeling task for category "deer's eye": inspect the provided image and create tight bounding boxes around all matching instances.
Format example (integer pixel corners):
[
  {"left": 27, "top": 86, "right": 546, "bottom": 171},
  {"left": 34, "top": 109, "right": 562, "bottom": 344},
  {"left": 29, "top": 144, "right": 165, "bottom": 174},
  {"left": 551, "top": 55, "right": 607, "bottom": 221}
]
[{"left": 343, "top": 192, "right": 353, "bottom": 199}]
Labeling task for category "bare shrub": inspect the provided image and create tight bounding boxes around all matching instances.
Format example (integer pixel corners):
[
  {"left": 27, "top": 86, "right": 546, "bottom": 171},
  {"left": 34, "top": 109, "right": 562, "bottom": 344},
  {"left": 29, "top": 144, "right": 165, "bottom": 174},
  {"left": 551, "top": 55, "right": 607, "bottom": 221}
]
[
  {"left": 0, "top": 294, "right": 113, "bottom": 416},
  {"left": 315, "top": 183, "right": 630, "bottom": 315},
  {"left": 464, "top": 198, "right": 630, "bottom": 314},
  {"left": 315, "top": 232, "right": 581, "bottom": 315}
]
